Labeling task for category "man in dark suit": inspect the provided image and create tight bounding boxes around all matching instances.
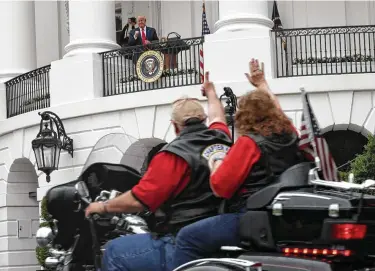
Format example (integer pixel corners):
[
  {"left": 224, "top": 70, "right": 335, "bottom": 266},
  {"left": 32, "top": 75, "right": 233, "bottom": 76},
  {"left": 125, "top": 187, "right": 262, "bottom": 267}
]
[
  {"left": 128, "top": 16, "right": 159, "bottom": 67},
  {"left": 128, "top": 15, "right": 159, "bottom": 46}
]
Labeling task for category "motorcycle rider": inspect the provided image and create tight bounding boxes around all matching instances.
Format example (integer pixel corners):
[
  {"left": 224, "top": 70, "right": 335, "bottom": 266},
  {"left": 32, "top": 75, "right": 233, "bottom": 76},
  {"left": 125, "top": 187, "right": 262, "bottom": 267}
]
[
  {"left": 85, "top": 72, "right": 232, "bottom": 271},
  {"left": 172, "top": 58, "right": 306, "bottom": 268}
]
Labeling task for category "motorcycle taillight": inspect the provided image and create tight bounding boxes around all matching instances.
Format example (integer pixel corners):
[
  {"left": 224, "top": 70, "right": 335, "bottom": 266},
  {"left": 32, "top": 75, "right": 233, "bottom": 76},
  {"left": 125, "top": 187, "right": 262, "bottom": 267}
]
[
  {"left": 331, "top": 224, "right": 367, "bottom": 240},
  {"left": 282, "top": 247, "right": 352, "bottom": 257}
]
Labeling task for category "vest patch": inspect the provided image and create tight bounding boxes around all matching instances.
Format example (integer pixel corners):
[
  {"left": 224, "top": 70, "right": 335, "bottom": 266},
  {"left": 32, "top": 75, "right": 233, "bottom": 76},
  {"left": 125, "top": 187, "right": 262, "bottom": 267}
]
[
  {"left": 202, "top": 143, "right": 230, "bottom": 170},
  {"left": 201, "top": 144, "right": 230, "bottom": 160}
]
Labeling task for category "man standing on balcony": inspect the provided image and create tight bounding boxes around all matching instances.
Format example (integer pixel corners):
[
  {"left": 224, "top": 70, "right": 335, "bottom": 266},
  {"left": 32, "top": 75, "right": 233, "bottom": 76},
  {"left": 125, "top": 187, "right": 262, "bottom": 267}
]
[
  {"left": 128, "top": 16, "right": 159, "bottom": 66},
  {"left": 128, "top": 15, "right": 159, "bottom": 46}
]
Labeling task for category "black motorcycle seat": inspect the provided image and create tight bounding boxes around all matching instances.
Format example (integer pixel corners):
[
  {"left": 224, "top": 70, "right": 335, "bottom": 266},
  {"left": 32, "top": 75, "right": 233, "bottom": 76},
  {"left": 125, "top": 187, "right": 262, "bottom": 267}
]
[{"left": 246, "top": 162, "right": 313, "bottom": 209}]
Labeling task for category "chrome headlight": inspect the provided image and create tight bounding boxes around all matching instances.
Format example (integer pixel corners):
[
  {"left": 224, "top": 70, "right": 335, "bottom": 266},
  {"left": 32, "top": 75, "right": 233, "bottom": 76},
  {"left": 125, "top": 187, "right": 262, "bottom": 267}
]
[{"left": 36, "top": 226, "right": 54, "bottom": 247}]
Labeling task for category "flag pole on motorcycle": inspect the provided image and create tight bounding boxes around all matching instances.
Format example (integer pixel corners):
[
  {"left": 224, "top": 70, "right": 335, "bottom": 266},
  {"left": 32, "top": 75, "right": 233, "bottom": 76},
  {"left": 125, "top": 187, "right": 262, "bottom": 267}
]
[
  {"left": 299, "top": 87, "right": 339, "bottom": 181},
  {"left": 300, "top": 87, "right": 320, "bottom": 169}
]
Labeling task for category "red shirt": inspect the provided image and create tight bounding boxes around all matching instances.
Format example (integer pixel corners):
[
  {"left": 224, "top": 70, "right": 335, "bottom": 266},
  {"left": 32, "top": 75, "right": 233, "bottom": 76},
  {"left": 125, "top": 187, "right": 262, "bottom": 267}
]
[
  {"left": 210, "top": 136, "right": 261, "bottom": 199},
  {"left": 131, "top": 122, "right": 231, "bottom": 212},
  {"left": 210, "top": 123, "right": 302, "bottom": 199}
]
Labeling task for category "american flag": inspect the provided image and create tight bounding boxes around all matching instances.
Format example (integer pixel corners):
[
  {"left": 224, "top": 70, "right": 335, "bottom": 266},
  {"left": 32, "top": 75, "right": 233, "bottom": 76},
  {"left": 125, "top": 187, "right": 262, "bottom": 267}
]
[
  {"left": 272, "top": 1, "right": 287, "bottom": 52},
  {"left": 200, "top": 1, "right": 210, "bottom": 83},
  {"left": 299, "top": 89, "right": 339, "bottom": 181},
  {"left": 272, "top": 0, "right": 283, "bottom": 30}
]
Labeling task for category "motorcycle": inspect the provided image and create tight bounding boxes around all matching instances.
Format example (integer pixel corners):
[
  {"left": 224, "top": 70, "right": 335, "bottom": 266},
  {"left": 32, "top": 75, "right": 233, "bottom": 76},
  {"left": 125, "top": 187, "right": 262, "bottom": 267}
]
[{"left": 36, "top": 133, "right": 375, "bottom": 271}]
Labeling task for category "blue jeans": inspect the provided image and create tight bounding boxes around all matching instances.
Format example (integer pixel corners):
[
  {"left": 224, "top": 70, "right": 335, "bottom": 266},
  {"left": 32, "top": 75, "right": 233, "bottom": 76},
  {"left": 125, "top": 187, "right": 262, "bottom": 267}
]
[
  {"left": 171, "top": 213, "right": 242, "bottom": 269},
  {"left": 102, "top": 233, "right": 175, "bottom": 271}
]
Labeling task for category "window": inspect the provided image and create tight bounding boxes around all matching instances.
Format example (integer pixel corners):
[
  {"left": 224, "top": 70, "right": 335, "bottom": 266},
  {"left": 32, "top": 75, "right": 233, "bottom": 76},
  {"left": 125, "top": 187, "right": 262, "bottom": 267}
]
[
  {"left": 115, "top": 3, "right": 122, "bottom": 45},
  {"left": 115, "top": 3, "right": 122, "bottom": 32}
]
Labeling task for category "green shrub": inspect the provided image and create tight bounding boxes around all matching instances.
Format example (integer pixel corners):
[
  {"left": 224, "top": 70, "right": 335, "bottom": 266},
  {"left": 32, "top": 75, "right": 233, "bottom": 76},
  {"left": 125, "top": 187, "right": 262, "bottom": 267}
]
[
  {"left": 40, "top": 196, "right": 51, "bottom": 221},
  {"left": 349, "top": 134, "right": 375, "bottom": 184},
  {"left": 36, "top": 197, "right": 52, "bottom": 268},
  {"left": 338, "top": 171, "right": 350, "bottom": 182}
]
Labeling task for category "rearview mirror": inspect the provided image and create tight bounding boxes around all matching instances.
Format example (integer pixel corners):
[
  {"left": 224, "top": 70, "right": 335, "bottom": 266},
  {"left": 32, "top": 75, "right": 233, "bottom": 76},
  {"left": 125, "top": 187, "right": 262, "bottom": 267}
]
[{"left": 75, "top": 181, "right": 90, "bottom": 200}]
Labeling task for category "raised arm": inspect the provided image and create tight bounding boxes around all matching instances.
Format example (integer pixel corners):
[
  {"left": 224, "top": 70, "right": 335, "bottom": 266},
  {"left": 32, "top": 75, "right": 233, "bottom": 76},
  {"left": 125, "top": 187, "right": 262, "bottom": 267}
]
[
  {"left": 128, "top": 29, "right": 138, "bottom": 46},
  {"left": 245, "top": 59, "right": 282, "bottom": 110},
  {"left": 201, "top": 72, "right": 226, "bottom": 125}
]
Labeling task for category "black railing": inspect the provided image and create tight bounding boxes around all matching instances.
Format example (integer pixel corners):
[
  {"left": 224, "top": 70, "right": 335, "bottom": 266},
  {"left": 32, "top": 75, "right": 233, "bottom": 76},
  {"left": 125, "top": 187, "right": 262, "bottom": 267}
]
[
  {"left": 100, "top": 37, "right": 204, "bottom": 97},
  {"left": 273, "top": 25, "right": 375, "bottom": 77},
  {"left": 5, "top": 65, "right": 51, "bottom": 118}
]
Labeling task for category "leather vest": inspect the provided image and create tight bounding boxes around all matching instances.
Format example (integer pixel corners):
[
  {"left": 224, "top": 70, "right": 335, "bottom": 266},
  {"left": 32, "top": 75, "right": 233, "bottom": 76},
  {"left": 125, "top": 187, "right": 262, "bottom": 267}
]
[
  {"left": 150, "top": 122, "right": 232, "bottom": 234},
  {"left": 228, "top": 132, "right": 304, "bottom": 212}
]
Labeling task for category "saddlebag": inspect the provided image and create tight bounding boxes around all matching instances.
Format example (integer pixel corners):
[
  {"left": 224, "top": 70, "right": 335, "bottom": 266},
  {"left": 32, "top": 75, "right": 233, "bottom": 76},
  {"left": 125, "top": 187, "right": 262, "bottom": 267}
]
[{"left": 239, "top": 211, "right": 275, "bottom": 251}]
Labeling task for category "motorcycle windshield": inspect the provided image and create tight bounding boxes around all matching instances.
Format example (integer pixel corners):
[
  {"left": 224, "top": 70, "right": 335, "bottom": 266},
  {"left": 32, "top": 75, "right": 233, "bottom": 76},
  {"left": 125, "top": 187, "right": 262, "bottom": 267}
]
[{"left": 81, "top": 132, "right": 168, "bottom": 176}]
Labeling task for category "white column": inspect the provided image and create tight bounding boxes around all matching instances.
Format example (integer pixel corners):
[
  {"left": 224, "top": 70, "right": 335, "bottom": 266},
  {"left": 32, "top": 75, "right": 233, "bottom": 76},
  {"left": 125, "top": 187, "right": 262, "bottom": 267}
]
[
  {"left": 0, "top": 1, "right": 37, "bottom": 120},
  {"left": 202, "top": 0, "right": 274, "bottom": 84},
  {"left": 215, "top": 0, "right": 273, "bottom": 33},
  {"left": 64, "top": 1, "right": 120, "bottom": 57}
]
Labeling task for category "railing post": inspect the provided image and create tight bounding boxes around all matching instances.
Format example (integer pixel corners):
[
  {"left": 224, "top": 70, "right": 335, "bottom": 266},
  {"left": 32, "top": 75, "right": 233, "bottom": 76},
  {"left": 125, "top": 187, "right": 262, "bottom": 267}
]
[
  {"left": 0, "top": 81, "right": 6, "bottom": 121},
  {"left": 272, "top": 25, "right": 375, "bottom": 78},
  {"left": 100, "top": 37, "right": 203, "bottom": 97},
  {"left": 1, "top": 66, "right": 51, "bottom": 118}
]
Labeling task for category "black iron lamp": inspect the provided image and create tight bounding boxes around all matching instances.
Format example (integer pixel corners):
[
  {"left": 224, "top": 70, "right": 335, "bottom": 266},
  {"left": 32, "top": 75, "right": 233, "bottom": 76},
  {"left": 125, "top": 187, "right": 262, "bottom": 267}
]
[
  {"left": 32, "top": 111, "right": 73, "bottom": 183},
  {"left": 220, "top": 87, "right": 238, "bottom": 143}
]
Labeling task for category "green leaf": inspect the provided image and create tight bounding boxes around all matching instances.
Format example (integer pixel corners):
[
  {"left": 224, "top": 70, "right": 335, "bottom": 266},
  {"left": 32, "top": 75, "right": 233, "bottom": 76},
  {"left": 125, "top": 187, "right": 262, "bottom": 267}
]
[{"left": 347, "top": 134, "right": 375, "bottom": 184}]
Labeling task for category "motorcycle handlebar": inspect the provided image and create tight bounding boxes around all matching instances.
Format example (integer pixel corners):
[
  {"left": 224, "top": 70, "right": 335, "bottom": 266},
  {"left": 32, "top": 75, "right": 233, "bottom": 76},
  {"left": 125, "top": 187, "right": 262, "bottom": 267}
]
[{"left": 90, "top": 213, "right": 101, "bottom": 221}]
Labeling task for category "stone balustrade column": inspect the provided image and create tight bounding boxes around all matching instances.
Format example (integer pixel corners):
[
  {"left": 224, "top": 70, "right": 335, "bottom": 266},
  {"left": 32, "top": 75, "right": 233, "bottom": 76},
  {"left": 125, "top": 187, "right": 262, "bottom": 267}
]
[
  {"left": 203, "top": 0, "right": 275, "bottom": 83},
  {"left": 215, "top": 0, "right": 273, "bottom": 33},
  {"left": 0, "top": 1, "right": 37, "bottom": 120},
  {"left": 64, "top": 0, "right": 120, "bottom": 57}
]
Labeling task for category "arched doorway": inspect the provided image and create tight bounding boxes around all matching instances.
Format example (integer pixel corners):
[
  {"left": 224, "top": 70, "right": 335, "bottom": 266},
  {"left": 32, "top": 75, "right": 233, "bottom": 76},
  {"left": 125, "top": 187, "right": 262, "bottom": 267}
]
[
  {"left": 6, "top": 158, "right": 39, "bottom": 268},
  {"left": 81, "top": 133, "right": 167, "bottom": 175},
  {"left": 323, "top": 130, "right": 368, "bottom": 172}
]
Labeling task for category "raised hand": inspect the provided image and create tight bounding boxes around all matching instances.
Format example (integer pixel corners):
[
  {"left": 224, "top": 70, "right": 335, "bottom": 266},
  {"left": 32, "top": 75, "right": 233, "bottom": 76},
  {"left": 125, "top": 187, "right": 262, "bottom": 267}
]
[
  {"left": 245, "top": 58, "right": 266, "bottom": 87},
  {"left": 201, "top": 71, "right": 216, "bottom": 97}
]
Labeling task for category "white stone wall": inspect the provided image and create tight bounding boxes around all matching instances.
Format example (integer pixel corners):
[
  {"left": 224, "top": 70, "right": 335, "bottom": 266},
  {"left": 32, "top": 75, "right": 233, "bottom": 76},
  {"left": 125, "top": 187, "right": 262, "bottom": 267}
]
[
  {"left": 32, "top": 0, "right": 375, "bottom": 67},
  {"left": 2, "top": 1, "right": 375, "bottom": 269},
  {"left": 0, "top": 78, "right": 375, "bottom": 268},
  {"left": 277, "top": 1, "right": 375, "bottom": 29}
]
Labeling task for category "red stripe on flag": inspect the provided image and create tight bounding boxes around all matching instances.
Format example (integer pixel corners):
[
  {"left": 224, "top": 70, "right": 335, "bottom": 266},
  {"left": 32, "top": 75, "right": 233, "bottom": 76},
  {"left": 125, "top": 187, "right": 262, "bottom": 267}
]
[
  {"left": 199, "top": 48, "right": 204, "bottom": 83},
  {"left": 298, "top": 116, "right": 338, "bottom": 181}
]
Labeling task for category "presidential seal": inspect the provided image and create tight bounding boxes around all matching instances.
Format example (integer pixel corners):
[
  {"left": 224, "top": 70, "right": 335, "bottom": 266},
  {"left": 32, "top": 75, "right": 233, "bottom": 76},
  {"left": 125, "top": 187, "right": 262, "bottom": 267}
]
[
  {"left": 201, "top": 143, "right": 231, "bottom": 170},
  {"left": 136, "top": 50, "right": 164, "bottom": 83}
]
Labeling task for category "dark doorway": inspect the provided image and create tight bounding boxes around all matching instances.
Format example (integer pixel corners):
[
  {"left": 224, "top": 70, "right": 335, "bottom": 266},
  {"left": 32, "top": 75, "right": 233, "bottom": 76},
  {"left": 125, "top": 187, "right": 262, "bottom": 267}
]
[{"left": 323, "top": 130, "right": 368, "bottom": 172}]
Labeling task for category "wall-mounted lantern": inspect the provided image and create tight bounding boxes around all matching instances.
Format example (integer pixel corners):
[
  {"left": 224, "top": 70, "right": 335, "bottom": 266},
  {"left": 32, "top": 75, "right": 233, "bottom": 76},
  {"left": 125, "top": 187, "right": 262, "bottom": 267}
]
[
  {"left": 31, "top": 111, "right": 73, "bottom": 183},
  {"left": 220, "top": 87, "right": 238, "bottom": 143}
]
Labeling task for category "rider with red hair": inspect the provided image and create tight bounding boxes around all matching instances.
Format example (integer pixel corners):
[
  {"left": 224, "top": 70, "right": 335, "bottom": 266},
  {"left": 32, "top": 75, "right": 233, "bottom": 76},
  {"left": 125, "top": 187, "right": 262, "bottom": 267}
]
[{"left": 172, "top": 59, "right": 305, "bottom": 268}]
